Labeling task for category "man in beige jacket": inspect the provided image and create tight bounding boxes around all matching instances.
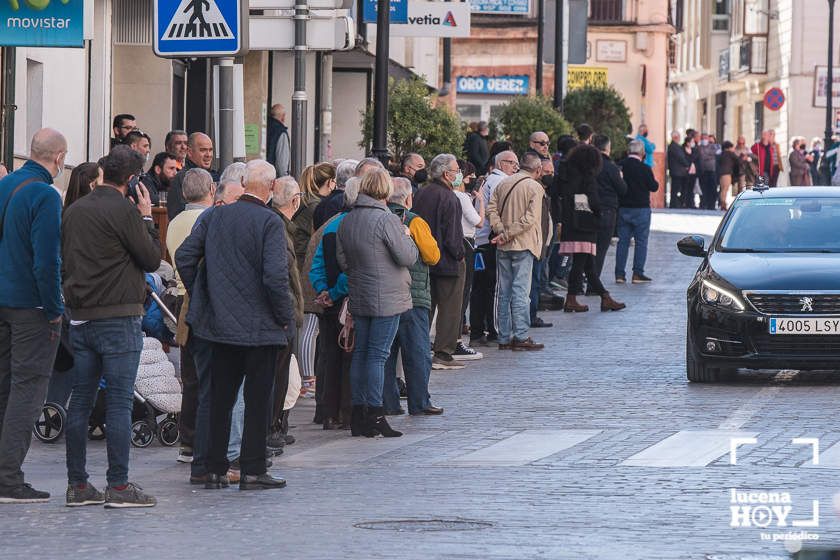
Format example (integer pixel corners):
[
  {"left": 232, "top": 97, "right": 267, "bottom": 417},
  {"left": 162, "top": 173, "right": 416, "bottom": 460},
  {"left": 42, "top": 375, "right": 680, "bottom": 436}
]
[{"left": 487, "top": 153, "right": 545, "bottom": 351}]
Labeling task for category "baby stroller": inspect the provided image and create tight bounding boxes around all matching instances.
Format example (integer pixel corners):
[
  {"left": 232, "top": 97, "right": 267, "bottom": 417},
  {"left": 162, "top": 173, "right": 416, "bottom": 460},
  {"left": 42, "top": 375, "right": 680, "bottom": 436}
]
[{"left": 34, "top": 271, "right": 182, "bottom": 446}]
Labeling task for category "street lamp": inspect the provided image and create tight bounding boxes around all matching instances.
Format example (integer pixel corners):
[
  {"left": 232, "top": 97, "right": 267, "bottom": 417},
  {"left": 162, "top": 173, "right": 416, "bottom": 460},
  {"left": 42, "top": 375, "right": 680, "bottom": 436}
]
[
  {"left": 824, "top": 0, "right": 836, "bottom": 184},
  {"left": 371, "top": 0, "right": 390, "bottom": 166}
]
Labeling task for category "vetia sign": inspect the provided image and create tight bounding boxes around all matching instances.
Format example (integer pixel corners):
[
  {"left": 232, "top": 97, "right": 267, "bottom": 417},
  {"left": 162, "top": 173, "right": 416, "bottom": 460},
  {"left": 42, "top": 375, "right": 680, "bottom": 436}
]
[
  {"left": 390, "top": 0, "right": 470, "bottom": 37},
  {"left": 1, "top": 0, "right": 83, "bottom": 46}
]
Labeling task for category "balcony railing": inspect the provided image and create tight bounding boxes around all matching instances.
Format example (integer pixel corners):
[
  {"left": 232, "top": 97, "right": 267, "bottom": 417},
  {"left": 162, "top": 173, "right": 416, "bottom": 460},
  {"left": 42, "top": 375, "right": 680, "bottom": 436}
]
[{"left": 589, "top": 0, "right": 626, "bottom": 24}]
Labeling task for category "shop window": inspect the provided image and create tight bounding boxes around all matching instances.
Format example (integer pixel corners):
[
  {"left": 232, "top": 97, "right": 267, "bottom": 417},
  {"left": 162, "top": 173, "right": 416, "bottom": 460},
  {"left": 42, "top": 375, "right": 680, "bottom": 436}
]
[
  {"left": 456, "top": 104, "right": 482, "bottom": 123},
  {"left": 712, "top": 0, "right": 730, "bottom": 32}
]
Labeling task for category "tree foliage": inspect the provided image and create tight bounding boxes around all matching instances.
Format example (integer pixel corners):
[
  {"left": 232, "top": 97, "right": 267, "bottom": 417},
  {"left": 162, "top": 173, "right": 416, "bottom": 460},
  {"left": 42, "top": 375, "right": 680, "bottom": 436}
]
[
  {"left": 496, "top": 95, "right": 572, "bottom": 154},
  {"left": 563, "top": 86, "right": 633, "bottom": 156},
  {"left": 361, "top": 78, "right": 465, "bottom": 163}
]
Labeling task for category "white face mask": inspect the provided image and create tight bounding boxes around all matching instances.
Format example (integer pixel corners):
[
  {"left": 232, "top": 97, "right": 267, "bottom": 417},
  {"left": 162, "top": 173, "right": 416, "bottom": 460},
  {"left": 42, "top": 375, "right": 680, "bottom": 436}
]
[{"left": 53, "top": 155, "right": 66, "bottom": 181}]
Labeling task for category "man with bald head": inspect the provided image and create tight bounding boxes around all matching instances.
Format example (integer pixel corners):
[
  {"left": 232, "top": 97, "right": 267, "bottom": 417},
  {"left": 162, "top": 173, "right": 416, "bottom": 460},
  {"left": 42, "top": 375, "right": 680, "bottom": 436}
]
[
  {"left": 167, "top": 132, "right": 219, "bottom": 220},
  {"left": 267, "top": 104, "right": 290, "bottom": 177},
  {"left": 0, "top": 128, "right": 66, "bottom": 503},
  {"left": 176, "top": 159, "right": 292, "bottom": 491}
]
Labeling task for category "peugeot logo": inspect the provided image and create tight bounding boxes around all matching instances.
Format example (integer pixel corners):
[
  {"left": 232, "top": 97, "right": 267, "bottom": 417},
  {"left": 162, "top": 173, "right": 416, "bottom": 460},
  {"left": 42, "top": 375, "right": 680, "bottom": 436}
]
[{"left": 800, "top": 297, "right": 814, "bottom": 312}]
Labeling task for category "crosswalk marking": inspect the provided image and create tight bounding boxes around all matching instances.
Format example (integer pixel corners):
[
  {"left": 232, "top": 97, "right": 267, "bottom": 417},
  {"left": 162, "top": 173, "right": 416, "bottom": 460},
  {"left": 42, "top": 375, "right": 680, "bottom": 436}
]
[
  {"left": 281, "top": 432, "right": 436, "bottom": 468},
  {"left": 621, "top": 430, "right": 758, "bottom": 467},
  {"left": 803, "top": 440, "right": 840, "bottom": 469},
  {"left": 443, "top": 430, "right": 601, "bottom": 467}
]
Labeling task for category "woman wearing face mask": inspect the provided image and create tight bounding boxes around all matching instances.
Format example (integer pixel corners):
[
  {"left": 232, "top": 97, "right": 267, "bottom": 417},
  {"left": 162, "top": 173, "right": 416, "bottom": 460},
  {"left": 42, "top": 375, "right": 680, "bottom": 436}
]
[
  {"left": 454, "top": 160, "right": 484, "bottom": 346},
  {"left": 788, "top": 137, "right": 812, "bottom": 186}
]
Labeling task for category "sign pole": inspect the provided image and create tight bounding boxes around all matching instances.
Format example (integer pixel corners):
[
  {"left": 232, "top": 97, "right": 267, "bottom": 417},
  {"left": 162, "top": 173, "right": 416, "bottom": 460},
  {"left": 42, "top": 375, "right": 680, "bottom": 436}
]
[
  {"left": 218, "top": 57, "right": 235, "bottom": 171},
  {"left": 553, "top": 0, "right": 563, "bottom": 110},
  {"left": 825, "top": 0, "right": 836, "bottom": 184},
  {"left": 292, "top": 0, "right": 309, "bottom": 178},
  {"left": 371, "top": 0, "right": 390, "bottom": 165},
  {"left": 536, "top": 0, "right": 543, "bottom": 94},
  {"left": 1, "top": 47, "right": 15, "bottom": 168}
]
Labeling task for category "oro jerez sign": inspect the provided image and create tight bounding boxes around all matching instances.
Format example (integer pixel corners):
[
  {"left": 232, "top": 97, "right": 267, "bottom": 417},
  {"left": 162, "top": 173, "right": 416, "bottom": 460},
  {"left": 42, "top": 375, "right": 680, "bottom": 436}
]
[
  {"left": 0, "top": 0, "right": 83, "bottom": 47},
  {"left": 456, "top": 75, "right": 530, "bottom": 96}
]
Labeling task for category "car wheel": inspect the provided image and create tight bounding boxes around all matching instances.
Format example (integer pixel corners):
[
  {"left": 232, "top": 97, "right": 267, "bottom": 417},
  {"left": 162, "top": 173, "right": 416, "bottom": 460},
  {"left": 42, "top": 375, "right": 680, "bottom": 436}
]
[{"left": 686, "top": 332, "right": 719, "bottom": 383}]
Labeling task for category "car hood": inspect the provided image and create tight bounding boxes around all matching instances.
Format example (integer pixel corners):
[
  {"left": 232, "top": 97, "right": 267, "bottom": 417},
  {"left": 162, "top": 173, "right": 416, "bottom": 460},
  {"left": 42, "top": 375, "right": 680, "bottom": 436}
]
[{"left": 709, "top": 251, "right": 840, "bottom": 291}]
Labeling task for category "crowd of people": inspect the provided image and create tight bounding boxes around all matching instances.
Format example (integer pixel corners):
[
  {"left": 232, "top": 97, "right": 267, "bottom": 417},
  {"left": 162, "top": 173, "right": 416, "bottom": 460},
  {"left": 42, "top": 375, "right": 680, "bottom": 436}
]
[
  {"left": 666, "top": 128, "right": 840, "bottom": 210},
  {"left": 0, "top": 111, "right": 660, "bottom": 507}
]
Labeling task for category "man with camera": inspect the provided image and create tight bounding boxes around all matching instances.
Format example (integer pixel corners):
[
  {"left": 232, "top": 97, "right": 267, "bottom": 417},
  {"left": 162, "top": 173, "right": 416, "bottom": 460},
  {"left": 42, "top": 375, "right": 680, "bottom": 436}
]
[{"left": 62, "top": 145, "right": 162, "bottom": 508}]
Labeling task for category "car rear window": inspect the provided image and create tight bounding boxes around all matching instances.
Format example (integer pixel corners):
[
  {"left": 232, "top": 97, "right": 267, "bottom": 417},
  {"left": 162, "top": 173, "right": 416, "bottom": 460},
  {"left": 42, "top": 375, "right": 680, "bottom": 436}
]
[{"left": 719, "top": 198, "right": 840, "bottom": 252}]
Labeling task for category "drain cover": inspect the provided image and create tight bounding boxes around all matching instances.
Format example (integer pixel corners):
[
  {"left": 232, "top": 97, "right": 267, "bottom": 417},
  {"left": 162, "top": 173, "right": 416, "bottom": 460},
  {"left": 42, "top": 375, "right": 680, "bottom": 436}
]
[{"left": 354, "top": 519, "right": 493, "bottom": 532}]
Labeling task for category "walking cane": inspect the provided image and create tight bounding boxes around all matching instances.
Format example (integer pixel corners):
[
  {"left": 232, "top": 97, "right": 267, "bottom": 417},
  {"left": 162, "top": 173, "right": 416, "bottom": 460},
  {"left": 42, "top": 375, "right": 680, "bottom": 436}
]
[{"left": 150, "top": 291, "right": 178, "bottom": 326}]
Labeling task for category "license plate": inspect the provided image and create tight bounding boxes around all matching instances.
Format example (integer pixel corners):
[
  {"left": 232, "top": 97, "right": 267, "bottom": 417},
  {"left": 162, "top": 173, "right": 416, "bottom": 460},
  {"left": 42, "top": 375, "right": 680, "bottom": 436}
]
[{"left": 769, "top": 317, "right": 840, "bottom": 335}]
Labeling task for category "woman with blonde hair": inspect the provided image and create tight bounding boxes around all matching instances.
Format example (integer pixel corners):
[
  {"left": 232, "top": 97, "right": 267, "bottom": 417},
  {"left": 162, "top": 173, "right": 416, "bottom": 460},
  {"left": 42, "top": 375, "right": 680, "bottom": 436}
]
[{"left": 337, "top": 168, "right": 418, "bottom": 437}]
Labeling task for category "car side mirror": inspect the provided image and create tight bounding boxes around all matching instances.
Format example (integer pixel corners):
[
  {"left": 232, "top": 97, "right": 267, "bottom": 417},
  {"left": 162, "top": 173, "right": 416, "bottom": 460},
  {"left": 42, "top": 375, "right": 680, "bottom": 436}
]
[{"left": 677, "top": 235, "right": 707, "bottom": 257}]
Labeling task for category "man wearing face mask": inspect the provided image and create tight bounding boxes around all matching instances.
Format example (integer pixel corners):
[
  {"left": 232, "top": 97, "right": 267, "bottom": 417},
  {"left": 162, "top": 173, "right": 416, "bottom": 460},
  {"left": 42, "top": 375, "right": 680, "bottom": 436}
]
[
  {"left": 412, "top": 154, "right": 467, "bottom": 370},
  {"left": 399, "top": 153, "right": 427, "bottom": 194},
  {"left": 0, "top": 128, "right": 67, "bottom": 504}
]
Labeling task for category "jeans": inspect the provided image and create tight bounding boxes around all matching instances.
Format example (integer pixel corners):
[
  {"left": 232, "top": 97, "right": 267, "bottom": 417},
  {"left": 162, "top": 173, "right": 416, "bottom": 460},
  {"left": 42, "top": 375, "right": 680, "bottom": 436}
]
[
  {"left": 529, "top": 256, "right": 545, "bottom": 323},
  {"left": 594, "top": 207, "right": 617, "bottom": 279},
  {"left": 383, "top": 307, "right": 433, "bottom": 415},
  {"left": 0, "top": 308, "right": 60, "bottom": 490},
  {"left": 496, "top": 250, "right": 534, "bottom": 344},
  {"left": 699, "top": 171, "right": 718, "bottom": 210},
  {"left": 469, "top": 243, "right": 497, "bottom": 342},
  {"left": 227, "top": 385, "right": 244, "bottom": 462},
  {"left": 187, "top": 335, "right": 214, "bottom": 477},
  {"left": 208, "top": 343, "right": 279, "bottom": 476},
  {"left": 66, "top": 316, "right": 143, "bottom": 487},
  {"left": 615, "top": 207, "right": 652, "bottom": 278},
  {"left": 349, "top": 315, "right": 400, "bottom": 407}
]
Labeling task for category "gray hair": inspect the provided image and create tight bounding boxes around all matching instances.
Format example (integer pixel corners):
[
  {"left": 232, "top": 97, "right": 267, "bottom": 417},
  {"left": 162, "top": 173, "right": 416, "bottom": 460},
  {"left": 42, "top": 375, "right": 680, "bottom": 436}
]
[
  {"left": 389, "top": 177, "right": 413, "bottom": 206},
  {"left": 216, "top": 161, "right": 247, "bottom": 202},
  {"left": 182, "top": 168, "right": 214, "bottom": 203},
  {"left": 520, "top": 153, "right": 542, "bottom": 173},
  {"left": 628, "top": 140, "right": 646, "bottom": 156},
  {"left": 271, "top": 176, "right": 301, "bottom": 209},
  {"left": 335, "top": 159, "right": 359, "bottom": 189},
  {"left": 344, "top": 177, "right": 361, "bottom": 207},
  {"left": 355, "top": 157, "right": 384, "bottom": 177},
  {"left": 243, "top": 159, "right": 276, "bottom": 187},
  {"left": 429, "top": 153, "right": 457, "bottom": 180},
  {"left": 494, "top": 150, "right": 516, "bottom": 167}
]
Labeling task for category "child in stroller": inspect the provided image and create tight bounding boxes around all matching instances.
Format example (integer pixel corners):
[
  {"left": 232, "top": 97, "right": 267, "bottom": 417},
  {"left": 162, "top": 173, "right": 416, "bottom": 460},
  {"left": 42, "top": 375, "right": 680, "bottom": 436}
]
[{"left": 34, "top": 269, "right": 183, "bottom": 448}]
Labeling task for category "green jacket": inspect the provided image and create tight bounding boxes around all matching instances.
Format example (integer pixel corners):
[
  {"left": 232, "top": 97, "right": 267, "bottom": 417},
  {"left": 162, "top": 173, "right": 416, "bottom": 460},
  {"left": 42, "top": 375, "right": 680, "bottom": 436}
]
[{"left": 388, "top": 203, "right": 441, "bottom": 310}]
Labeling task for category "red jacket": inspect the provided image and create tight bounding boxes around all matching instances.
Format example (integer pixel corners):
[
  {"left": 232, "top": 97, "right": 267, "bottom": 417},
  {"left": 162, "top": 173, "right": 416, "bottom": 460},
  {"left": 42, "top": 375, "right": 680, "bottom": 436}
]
[{"left": 751, "top": 142, "right": 776, "bottom": 176}]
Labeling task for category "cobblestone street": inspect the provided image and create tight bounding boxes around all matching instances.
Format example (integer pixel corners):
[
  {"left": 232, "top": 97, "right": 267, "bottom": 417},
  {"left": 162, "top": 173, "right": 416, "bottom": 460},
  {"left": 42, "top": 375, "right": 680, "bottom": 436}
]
[{"left": 4, "top": 211, "right": 840, "bottom": 559}]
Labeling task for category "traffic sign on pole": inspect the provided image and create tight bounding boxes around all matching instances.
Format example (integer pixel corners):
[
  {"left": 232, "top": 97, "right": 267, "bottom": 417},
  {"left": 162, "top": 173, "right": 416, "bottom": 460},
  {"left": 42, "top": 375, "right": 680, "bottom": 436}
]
[
  {"left": 154, "top": 0, "right": 248, "bottom": 57},
  {"left": 363, "top": 0, "right": 408, "bottom": 24}
]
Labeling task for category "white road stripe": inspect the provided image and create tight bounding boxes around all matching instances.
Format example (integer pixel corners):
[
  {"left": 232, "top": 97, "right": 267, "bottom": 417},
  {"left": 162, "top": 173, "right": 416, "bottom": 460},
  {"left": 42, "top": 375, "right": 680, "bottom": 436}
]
[
  {"left": 444, "top": 430, "right": 601, "bottom": 467},
  {"left": 281, "top": 432, "right": 436, "bottom": 467},
  {"left": 621, "top": 430, "right": 758, "bottom": 467}
]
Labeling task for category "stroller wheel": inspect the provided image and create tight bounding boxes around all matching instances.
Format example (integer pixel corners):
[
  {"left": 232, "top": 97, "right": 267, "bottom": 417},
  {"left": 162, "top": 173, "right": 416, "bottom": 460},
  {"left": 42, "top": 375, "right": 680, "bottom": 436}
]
[
  {"left": 88, "top": 424, "right": 106, "bottom": 440},
  {"left": 33, "top": 402, "right": 66, "bottom": 443},
  {"left": 158, "top": 417, "right": 180, "bottom": 446},
  {"left": 130, "top": 420, "right": 155, "bottom": 448}
]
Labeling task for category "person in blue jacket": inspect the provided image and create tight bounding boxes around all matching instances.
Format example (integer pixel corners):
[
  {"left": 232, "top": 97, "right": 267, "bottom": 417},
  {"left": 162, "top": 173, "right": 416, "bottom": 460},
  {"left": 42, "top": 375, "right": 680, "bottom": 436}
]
[
  {"left": 636, "top": 124, "right": 656, "bottom": 169},
  {"left": 0, "top": 128, "right": 66, "bottom": 504}
]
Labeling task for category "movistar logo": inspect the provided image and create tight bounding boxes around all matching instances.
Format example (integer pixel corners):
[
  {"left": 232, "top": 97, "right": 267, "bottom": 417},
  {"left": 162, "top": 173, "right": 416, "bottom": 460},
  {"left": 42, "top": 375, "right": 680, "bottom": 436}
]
[{"left": 8, "top": 0, "right": 70, "bottom": 10}]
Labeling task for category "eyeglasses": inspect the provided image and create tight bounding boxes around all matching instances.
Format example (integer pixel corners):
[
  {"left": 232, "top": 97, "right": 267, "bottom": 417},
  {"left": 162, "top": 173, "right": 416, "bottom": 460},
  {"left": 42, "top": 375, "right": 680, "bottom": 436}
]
[
  {"left": 533, "top": 140, "right": 549, "bottom": 146},
  {"left": 501, "top": 160, "right": 519, "bottom": 166}
]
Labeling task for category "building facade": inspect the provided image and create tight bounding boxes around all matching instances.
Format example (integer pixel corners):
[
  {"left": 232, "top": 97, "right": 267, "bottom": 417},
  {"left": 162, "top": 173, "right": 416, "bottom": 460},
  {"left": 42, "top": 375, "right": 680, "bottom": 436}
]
[{"left": 669, "top": 0, "right": 840, "bottom": 186}]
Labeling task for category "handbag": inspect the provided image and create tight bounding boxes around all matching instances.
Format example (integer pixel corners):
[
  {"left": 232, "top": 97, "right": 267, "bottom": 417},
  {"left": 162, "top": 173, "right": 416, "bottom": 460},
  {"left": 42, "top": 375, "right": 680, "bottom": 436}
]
[
  {"left": 338, "top": 299, "right": 355, "bottom": 352},
  {"left": 571, "top": 193, "right": 599, "bottom": 233}
]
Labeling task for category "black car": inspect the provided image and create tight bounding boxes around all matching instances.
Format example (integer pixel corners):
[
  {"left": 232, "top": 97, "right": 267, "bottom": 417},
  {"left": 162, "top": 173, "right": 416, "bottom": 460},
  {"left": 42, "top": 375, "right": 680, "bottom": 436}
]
[{"left": 679, "top": 187, "right": 840, "bottom": 382}]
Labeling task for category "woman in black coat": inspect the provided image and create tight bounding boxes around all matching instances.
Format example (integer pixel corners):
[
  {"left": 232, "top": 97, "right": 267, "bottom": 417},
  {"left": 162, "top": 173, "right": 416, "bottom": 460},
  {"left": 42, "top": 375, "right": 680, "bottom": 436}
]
[{"left": 559, "top": 144, "right": 625, "bottom": 313}]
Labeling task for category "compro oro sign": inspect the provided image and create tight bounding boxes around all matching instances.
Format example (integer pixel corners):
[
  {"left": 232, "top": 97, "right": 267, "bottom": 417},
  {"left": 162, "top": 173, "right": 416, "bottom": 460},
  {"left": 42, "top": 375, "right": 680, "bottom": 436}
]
[
  {"left": 567, "top": 66, "right": 608, "bottom": 90},
  {"left": 154, "top": 0, "right": 246, "bottom": 57},
  {"left": 456, "top": 75, "right": 529, "bottom": 95},
  {"left": 390, "top": 0, "right": 471, "bottom": 37},
  {"left": 0, "top": 0, "right": 84, "bottom": 47}
]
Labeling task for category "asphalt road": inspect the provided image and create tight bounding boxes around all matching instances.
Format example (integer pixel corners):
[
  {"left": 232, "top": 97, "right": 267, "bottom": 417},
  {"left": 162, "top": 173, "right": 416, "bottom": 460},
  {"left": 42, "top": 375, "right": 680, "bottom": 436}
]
[{"left": 4, "top": 210, "right": 839, "bottom": 560}]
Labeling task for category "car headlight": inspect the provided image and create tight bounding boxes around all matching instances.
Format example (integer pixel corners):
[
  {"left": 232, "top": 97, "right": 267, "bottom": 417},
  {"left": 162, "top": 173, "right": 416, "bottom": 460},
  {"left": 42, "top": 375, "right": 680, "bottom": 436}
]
[{"left": 700, "top": 279, "right": 745, "bottom": 311}]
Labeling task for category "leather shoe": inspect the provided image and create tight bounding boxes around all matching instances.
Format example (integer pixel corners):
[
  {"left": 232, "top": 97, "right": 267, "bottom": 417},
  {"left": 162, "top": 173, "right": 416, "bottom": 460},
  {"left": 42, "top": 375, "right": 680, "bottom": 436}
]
[
  {"left": 239, "top": 473, "right": 287, "bottom": 491},
  {"left": 204, "top": 474, "right": 230, "bottom": 489},
  {"left": 530, "top": 317, "right": 553, "bottom": 328},
  {"left": 420, "top": 406, "right": 444, "bottom": 415}
]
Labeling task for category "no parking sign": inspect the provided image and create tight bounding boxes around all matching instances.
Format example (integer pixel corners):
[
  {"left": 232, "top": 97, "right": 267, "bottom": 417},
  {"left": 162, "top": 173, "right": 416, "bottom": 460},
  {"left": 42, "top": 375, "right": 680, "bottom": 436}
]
[{"left": 763, "top": 87, "right": 785, "bottom": 111}]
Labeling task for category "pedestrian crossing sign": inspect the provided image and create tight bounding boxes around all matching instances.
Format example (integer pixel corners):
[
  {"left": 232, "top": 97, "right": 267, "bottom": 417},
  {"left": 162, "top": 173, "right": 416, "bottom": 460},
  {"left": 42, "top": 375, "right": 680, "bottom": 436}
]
[{"left": 154, "top": 0, "right": 245, "bottom": 57}]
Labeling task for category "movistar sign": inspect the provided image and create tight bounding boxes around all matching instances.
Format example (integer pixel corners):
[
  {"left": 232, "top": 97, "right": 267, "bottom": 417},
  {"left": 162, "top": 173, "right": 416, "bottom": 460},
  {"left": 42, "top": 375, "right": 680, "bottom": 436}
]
[{"left": 0, "top": 0, "right": 84, "bottom": 47}]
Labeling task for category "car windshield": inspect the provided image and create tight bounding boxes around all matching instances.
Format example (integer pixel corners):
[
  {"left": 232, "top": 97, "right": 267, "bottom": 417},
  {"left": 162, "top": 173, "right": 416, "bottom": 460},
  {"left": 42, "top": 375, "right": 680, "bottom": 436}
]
[{"left": 719, "top": 197, "right": 840, "bottom": 253}]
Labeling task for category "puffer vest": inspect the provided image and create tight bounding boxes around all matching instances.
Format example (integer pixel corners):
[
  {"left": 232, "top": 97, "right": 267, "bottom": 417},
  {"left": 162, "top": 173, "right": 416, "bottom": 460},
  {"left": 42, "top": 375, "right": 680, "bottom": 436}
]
[{"left": 389, "top": 204, "right": 431, "bottom": 310}]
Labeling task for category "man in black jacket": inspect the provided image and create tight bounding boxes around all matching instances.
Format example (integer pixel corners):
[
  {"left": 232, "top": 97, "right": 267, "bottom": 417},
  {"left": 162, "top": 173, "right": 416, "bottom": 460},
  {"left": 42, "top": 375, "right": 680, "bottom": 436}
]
[
  {"left": 140, "top": 152, "right": 179, "bottom": 207},
  {"left": 412, "top": 154, "right": 466, "bottom": 370},
  {"left": 464, "top": 122, "right": 490, "bottom": 175},
  {"left": 667, "top": 131, "right": 690, "bottom": 209},
  {"left": 62, "top": 146, "right": 162, "bottom": 508},
  {"left": 592, "top": 134, "right": 628, "bottom": 281},
  {"left": 167, "top": 133, "right": 219, "bottom": 220},
  {"left": 616, "top": 140, "right": 659, "bottom": 284}
]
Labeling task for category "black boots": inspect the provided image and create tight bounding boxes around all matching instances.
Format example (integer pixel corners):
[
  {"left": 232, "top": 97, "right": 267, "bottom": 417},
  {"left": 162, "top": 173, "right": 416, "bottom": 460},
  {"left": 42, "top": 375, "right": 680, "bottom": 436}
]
[
  {"left": 365, "top": 406, "right": 403, "bottom": 438},
  {"left": 350, "top": 405, "right": 367, "bottom": 437}
]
